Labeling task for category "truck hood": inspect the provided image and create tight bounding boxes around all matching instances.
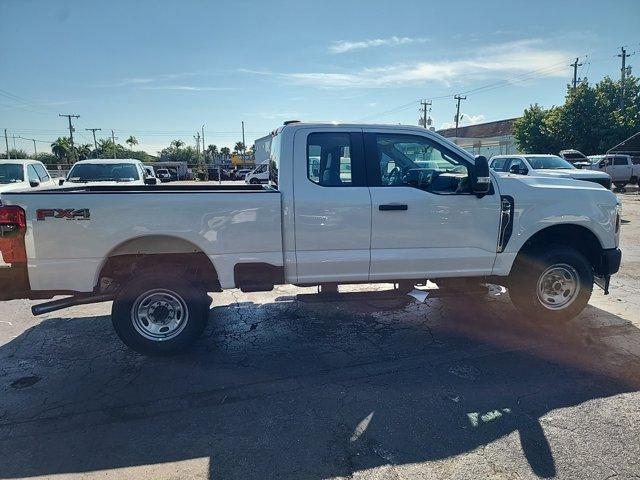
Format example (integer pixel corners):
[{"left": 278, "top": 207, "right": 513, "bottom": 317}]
[
  {"left": 495, "top": 172, "right": 617, "bottom": 199},
  {"left": 531, "top": 169, "right": 610, "bottom": 180}
]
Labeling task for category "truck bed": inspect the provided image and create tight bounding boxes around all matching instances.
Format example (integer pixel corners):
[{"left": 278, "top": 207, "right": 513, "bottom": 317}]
[{"left": 1, "top": 184, "right": 283, "bottom": 293}]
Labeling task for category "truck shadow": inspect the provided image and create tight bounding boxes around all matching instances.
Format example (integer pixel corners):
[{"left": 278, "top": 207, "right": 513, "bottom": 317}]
[{"left": 0, "top": 292, "right": 638, "bottom": 479}]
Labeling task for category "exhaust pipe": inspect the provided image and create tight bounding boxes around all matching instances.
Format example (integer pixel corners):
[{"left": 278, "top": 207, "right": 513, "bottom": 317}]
[{"left": 31, "top": 294, "right": 114, "bottom": 316}]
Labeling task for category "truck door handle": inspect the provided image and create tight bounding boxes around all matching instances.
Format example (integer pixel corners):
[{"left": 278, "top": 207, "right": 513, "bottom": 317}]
[{"left": 379, "top": 204, "right": 408, "bottom": 211}]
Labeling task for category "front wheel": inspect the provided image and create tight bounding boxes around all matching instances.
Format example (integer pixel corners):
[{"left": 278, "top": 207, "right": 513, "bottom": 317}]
[
  {"left": 112, "top": 273, "right": 210, "bottom": 356},
  {"left": 509, "top": 245, "right": 593, "bottom": 321}
]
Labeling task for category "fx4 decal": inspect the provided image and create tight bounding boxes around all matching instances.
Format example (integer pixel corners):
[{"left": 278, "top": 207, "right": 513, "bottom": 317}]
[{"left": 36, "top": 208, "right": 91, "bottom": 221}]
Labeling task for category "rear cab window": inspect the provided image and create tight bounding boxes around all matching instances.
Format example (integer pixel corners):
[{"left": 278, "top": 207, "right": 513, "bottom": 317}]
[{"left": 306, "top": 132, "right": 364, "bottom": 187}]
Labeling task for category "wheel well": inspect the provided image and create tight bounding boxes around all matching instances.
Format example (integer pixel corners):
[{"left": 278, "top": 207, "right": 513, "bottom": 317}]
[
  {"left": 518, "top": 224, "right": 603, "bottom": 270},
  {"left": 96, "top": 236, "right": 220, "bottom": 294}
]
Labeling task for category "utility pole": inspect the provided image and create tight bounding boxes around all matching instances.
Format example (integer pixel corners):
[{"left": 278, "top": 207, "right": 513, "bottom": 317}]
[
  {"left": 618, "top": 46, "right": 633, "bottom": 110},
  {"left": 85, "top": 128, "right": 101, "bottom": 156},
  {"left": 59, "top": 114, "right": 80, "bottom": 148},
  {"left": 32, "top": 139, "right": 37, "bottom": 158},
  {"left": 111, "top": 130, "right": 118, "bottom": 159},
  {"left": 241, "top": 121, "right": 246, "bottom": 152},
  {"left": 4, "top": 129, "right": 10, "bottom": 159},
  {"left": 454, "top": 95, "right": 466, "bottom": 139},
  {"left": 419, "top": 99, "right": 432, "bottom": 128},
  {"left": 201, "top": 124, "right": 206, "bottom": 163},
  {"left": 194, "top": 131, "right": 201, "bottom": 156},
  {"left": 569, "top": 57, "right": 584, "bottom": 89}
]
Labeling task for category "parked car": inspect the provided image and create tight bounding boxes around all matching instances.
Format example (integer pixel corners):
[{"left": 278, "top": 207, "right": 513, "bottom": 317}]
[
  {"left": 489, "top": 154, "right": 612, "bottom": 189},
  {"left": 586, "top": 154, "right": 639, "bottom": 190},
  {"left": 559, "top": 149, "right": 592, "bottom": 169},
  {"left": 0, "top": 159, "right": 57, "bottom": 193},
  {"left": 207, "top": 166, "right": 231, "bottom": 181},
  {"left": 233, "top": 168, "right": 252, "bottom": 180},
  {"left": 59, "top": 159, "right": 155, "bottom": 186},
  {"left": 0, "top": 122, "right": 621, "bottom": 356},
  {"left": 245, "top": 162, "right": 269, "bottom": 184},
  {"left": 155, "top": 168, "right": 172, "bottom": 183}
]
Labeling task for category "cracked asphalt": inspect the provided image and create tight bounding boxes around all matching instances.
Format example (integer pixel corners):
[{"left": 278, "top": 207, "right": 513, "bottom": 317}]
[{"left": 1, "top": 194, "right": 639, "bottom": 480}]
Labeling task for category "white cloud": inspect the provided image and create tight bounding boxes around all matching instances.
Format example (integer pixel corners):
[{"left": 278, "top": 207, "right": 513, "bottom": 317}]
[
  {"left": 246, "top": 39, "right": 570, "bottom": 89},
  {"left": 329, "top": 36, "right": 427, "bottom": 54},
  {"left": 140, "top": 85, "right": 235, "bottom": 91},
  {"left": 440, "top": 113, "right": 486, "bottom": 130}
]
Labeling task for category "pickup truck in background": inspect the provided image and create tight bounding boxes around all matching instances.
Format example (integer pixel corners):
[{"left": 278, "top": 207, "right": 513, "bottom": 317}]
[
  {"left": 0, "top": 122, "right": 622, "bottom": 355},
  {"left": 60, "top": 159, "right": 158, "bottom": 187},
  {"left": 587, "top": 154, "right": 640, "bottom": 189},
  {"left": 0, "top": 159, "right": 58, "bottom": 193}
]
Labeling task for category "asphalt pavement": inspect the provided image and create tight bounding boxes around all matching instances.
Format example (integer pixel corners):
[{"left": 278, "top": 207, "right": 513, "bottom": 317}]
[{"left": 0, "top": 192, "right": 638, "bottom": 480}]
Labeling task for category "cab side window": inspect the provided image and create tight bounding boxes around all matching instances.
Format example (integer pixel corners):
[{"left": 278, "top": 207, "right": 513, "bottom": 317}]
[
  {"left": 307, "top": 132, "right": 364, "bottom": 187},
  {"left": 365, "top": 133, "right": 471, "bottom": 194},
  {"left": 33, "top": 163, "right": 50, "bottom": 182},
  {"left": 613, "top": 157, "right": 627, "bottom": 166},
  {"left": 27, "top": 165, "right": 40, "bottom": 185},
  {"left": 508, "top": 158, "right": 528, "bottom": 174},
  {"left": 490, "top": 158, "right": 509, "bottom": 172}
]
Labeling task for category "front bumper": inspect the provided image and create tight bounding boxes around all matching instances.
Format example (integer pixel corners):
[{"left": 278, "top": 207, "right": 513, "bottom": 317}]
[{"left": 594, "top": 248, "right": 622, "bottom": 294}]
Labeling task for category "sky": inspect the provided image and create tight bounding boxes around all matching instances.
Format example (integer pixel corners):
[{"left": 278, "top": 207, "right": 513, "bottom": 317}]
[{"left": 1, "top": 0, "right": 639, "bottom": 155}]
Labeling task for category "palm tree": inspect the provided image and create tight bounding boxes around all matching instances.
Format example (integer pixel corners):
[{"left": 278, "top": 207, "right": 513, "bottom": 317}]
[
  {"left": 126, "top": 136, "right": 138, "bottom": 151},
  {"left": 51, "top": 137, "right": 71, "bottom": 160},
  {"left": 207, "top": 144, "right": 218, "bottom": 156},
  {"left": 234, "top": 141, "right": 245, "bottom": 153},
  {"left": 220, "top": 146, "right": 231, "bottom": 156},
  {"left": 77, "top": 144, "right": 92, "bottom": 160},
  {"left": 170, "top": 139, "right": 184, "bottom": 150}
]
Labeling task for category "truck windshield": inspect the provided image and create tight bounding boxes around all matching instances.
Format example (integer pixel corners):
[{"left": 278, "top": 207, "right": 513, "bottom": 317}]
[
  {"left": 67, "top": 163, "right": 140, "bottom": 182},
  {"left": 526, "top": 156, "right": 575, "bottom": 170},
  {"left": 0, "top": 164, "right": 24, "bottom": 183}
]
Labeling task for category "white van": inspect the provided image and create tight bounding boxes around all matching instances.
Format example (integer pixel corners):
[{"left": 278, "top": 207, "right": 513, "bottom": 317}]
[{"left": 244, "top": 162, "right": 269, "bottom": 184}]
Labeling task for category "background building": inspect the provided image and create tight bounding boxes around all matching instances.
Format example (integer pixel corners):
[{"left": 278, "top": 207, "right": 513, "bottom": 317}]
[{"left": 437, "top": 118, "right": 519, "bottom": 158}]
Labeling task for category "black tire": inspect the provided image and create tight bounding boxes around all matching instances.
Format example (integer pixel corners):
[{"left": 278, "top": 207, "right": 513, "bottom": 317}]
[
  {"left": 249, "top": 177, "right": 259, "bottom": 184},
  {"left": 111, "top": 272, "right": 209, "bottom": 356},
  {"left": 509, "top": 245, "right": 593, "bottom": 322},
  {"left": 613, "top": 181, "right": 627, "bottom": 191}
]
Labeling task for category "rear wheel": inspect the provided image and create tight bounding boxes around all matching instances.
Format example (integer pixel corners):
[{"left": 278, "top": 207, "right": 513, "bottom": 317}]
[
  {"left": 249, "top": 177, "right": 259, "bottom": 184},
  {"left": 613, "top": 181, "right": 627, "bottom": 191},
  {"left": 112, "top": 272, "right": 209, "bottom": 356},
  {"left": 509, "top": 245, "right": 593, "bottom": 321}
]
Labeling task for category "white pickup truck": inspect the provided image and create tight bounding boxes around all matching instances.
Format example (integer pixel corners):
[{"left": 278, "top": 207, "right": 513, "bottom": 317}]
[{"left": 0, "top": 122, "right": 622, "bottom": 355}]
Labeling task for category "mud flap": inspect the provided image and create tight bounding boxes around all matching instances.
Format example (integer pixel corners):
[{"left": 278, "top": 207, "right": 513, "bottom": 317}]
[{"left": 594, "top": 274, "right": 610, "bottom": 295}]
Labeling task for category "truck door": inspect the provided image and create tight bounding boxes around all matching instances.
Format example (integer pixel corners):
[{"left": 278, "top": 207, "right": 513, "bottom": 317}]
[
  {"left": 293, "top": 128, "right": 371, "bottom": 283},
  {"left": 364, "top": 129, "right": 501, "bottom": 280}
]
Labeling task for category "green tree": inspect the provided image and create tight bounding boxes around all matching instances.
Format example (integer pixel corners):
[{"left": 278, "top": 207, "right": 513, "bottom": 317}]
[
  {"left": 512, "top": 75, "right": 640, "bottom": 155},
  {"left": 126, "top": 136, "right": 139, "bottom": 150},
  {"left": 170, "top": 139, "right": 185, "bottom": 149},
  {"left": 220, "top": 146, "right": 231, "bottom": 156},
  {"left": 0, "top": 148, "right": 28, "bottom": 159},
  {"left": 207, "top": 144, "right": 218, "bottom": 155},
  {"left": 77, "top": 144, "right": 92, "bottom": 160},
  {"left": 51, "top": 137, "right": 72, "bottom": 160},
  {"left": 234, "top": 141, "right": 245, "bottom": 153}
]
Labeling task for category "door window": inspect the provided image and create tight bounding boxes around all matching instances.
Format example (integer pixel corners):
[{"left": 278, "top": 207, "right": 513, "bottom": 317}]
[
  {"left": 307, "top": 132, "right": 363, "bottom": 187},
  {"left": 613, "top": 157, "right": 628, "bottom": 166},
  {"left": 33, "top": 163, "right": 51, "bottom": 182},
  {"left": 27, "top": 165, "right": 40, "bottom": 185},
  {"left": 366, "top": 133, "right": 471, "bottom": 194},
  {"left": 490, "top": 157, "right": 509, "bottom": 172},
  {"left": 508, "top": 158, "right": 528, "bottom": 174}
]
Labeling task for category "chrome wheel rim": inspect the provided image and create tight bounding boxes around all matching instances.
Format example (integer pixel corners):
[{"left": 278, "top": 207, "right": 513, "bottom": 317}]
[
  {"left": 536, "top": 264, "right": 580, "bottom": 310},
  {"left": 131, "top": 289, "right": 189, "bottom": 341}
]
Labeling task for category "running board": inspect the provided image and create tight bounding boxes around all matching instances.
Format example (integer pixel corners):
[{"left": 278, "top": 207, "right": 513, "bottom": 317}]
[{"left": 295, "top": 286, "right": 488, "bottom": 303}]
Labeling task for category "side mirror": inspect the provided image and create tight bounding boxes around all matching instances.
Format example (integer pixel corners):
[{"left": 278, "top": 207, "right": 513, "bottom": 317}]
[
  {"left": 58, "top": 178, "right": 65, "bottom": 186},
  {"left": 144, "top": 177, "right": 157, "bottom": 185},
  {"left": 599, "top": 161, "right": 606, "bottom": 168},
  {"left": 471, "top": 155, "right": 491, "bottom": 196},
  {"left": 30, "top": 179, "right": 40, "bottom": 188}
]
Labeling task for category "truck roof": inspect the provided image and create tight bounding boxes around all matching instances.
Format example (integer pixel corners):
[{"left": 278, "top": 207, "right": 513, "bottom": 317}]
[
  {"left": 72, "top": 158, "right": 142, "bottom": 165},
  {"left": 0, "top": 159, "right": 41, "bottom": 164}
]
